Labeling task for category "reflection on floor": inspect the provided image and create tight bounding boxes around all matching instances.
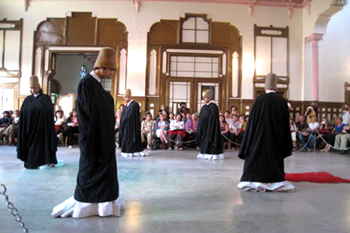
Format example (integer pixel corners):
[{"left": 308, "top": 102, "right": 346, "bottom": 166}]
[{"left": 1, "top": 145, "right": 350, "bottom": 233}]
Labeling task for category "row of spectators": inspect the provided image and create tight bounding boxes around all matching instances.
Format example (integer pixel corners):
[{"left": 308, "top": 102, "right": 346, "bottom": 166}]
[
  {"left": 114, "top": 104, "right": 247, "bottom": 151},
  {"left": 3, "top": 102, "right": 350, "bottom": 153},
  {"left": 290, "top": 104, "right": 350, "bottom": 153}
]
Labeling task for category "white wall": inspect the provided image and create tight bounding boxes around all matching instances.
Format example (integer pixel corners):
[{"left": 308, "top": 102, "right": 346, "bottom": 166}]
[
  {"left": 319, "top": 3, "right": 350, "bottom": 103},
  {"left": 1, "top": 0, "right": 343, "bottom": 102}
]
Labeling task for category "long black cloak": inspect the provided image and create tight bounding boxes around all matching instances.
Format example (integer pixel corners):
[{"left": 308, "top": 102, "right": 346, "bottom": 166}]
[
  {"left": 238, "top": 92, "right": 292, "bottom": 183},
  {"left": 119, "top": 101, "right": 144, "bottom": 153},
  {"left": 74, "top": 74, "right": 119, "bottom": 203},
  {"left": 197, "top": 102, "right": 223, "bottom": 155},
  {"left": 17, "top": 90, "right": 57, "bottom": 169}
]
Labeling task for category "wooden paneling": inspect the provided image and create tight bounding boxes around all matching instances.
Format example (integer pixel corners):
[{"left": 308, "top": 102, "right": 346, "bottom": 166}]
[
  {"left": 146, "top": 14, "right": 242, "bottom": 113},
  {"left": 33, "top": 12, "right": 128, "bottom": 107},
  {"left": 67, "top": 12, "right": 96, "bottom": 46},
  {"left": 148, "top": 20, "right": 179, "bottom": 45},
  {"left": 97, "top": 19, "right": 128, "bottom": 47},
  {"left": 211, "top": 22, "right": 240, "bottom": 49},
  {"left": 35, "top": 19, "right": 66, "bottom": 45}
]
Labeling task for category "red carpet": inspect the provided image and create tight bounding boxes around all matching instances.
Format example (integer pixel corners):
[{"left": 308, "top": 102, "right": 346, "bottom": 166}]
[{"left": 285, "top": 172, "right": 350, "bottom": 183}]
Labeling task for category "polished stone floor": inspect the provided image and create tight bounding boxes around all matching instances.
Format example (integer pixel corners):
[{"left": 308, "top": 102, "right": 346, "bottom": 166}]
[{"left": 1, "top": 145, "right": 350, "bottom": 233}]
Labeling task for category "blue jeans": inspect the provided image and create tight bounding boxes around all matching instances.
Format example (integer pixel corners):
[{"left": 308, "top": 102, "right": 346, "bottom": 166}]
[{"left": 297, "top": 133, "right": 316, "bottom": 149}]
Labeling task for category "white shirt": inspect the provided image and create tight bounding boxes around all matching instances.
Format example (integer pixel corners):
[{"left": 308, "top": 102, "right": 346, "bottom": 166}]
[
  {"left": 342, "top": 111, "right": 350, "bottom": 125},
  {"left": 170, "top": 120, "right": 184, "bottom": 130},
  {"left": 229, "top": 120, "right": 241, "bottom": 133},
  {"left": 90, "top": 71, "right": 101, "bottom": 83},
  {"left": 308, "top": 122, "right": 319, "bottom": 131}
]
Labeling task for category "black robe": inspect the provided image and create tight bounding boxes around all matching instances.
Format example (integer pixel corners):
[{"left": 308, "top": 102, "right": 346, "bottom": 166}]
[
  {"left": 197, "top": 102, "right": 223, "bottom": 155},
  {"left": 74, "top": 74, "right": 119, "bottom": 203},
  {"left": 17, "top": 90, "right": 57, "bottom": 169},
  {"left": 119, "top": 101, "right": 144, "bottom": 153},
  {"left": 238, "top": 92, "right": 292, "bottom": 183}
]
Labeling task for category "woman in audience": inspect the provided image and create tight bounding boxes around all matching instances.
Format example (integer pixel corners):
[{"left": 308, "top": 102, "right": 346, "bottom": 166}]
[
  {"left": 228, "top": 114, "right": 241, "bottom": 150},
  {"left": 167, "top": 113, "right": 185, "bottom": 150},
  {"left": 54, "top": 110, "right": 66, "bottom": 138},
  {"left": 141, "top": 112, "right": 155, "bottom": 150},
  {"left": 59, "top": 109, "right": 79, "bottom": 148},
  {"left": 333, "top": 117, "right": 346, "bottom": 133},
  {"left": 160, "top": 104, "right": 170, "bottom": 121},
  {"left": 219, "top": 114, "right": 229, "bottom": 149},
  {"left": 168, "top": 112, "right": 175, "bottom": 122},
  {"left": 230, "top": 105, "right": 239, "bottom": 117},
  {"left": 319, "top": 118, "right": 333, "bottom": 152},
  {"left": 185, "top": 113, "right": 199, "bottom": 149},
  {"left": 320, "top": 117, "right": 344, "bottom": 152},
  {"left": 155, "top": 113, "right": 169, "bottom": 149},
  {"left": 305, "top": 104, "right": 318, "bottom": 123},
  {"left": 239, "top": 114, "right": 247, "bottom": 131},
  {"left": 224, "top": 111, "right": 232, "bottom": 125}
]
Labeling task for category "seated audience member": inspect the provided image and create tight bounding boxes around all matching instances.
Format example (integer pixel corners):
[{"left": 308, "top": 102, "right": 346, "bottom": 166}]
[
  {"left": 332, "top": 117, "right": 346, "bottom": 134},
  {"left": 290, "top": 117, "right": 298, "bottom": 149},
  {"left": 167, "top": 113, "right": 186, "bottom": 150},
  {"left": 333, "top": 125, "right": 350, "bottom": 154},
  {"left": 219, "top": 114, "right": 229, "bottom": 149},
  {"left": 308, "top": 116, "right": 319, "bottom": 132},
  {"left": 239, "top": 114, "right": 247, "bottom": 131},
  {"left": 230, "top": 105, "right": 239, "bottom": 116},
  {"left": 228, "top": 114, "right": 242, "bottom": 150},
  {"left": 0, "top": 111, "right": 13, "bottom": 144},
  {"left": 224, "top": 111, "right": 232, "bottom": 125},
  {"left": 54, "top": 110, "right": 66, "bottom": 137},
  {"left": 168, "top": 112, "right": 175, "bottom": 122},
  {"left": 141, "top": 112, "right": 155, "bottom": 150},
  {"left": 185, "top": 113, "right": 199, "bottom": 148},
  {"left": 9, "top": 110, "right": 14, "bottom": 119},
  {"left": 184, "top": 113, "right": 191, "bottom": 128},
  {"left": 296, "top": 115, "right": 315, "bottom": 151},
  {"left": 342, "top": 104, "right": 350, "bottom": 126},
  {"left": 320, "top": 117, "right": 331, "bottom": 130},
  {"left": 155, "top": 113, "right": 169, "bottom": 149},
  {"left": 182, "top": 112, "right": 188, "bottom": 125},
  {"left": 160, "top": 104, "right": 170, "bottom": 121},
  {"left": 238, "top": 114, "right": 246, "bottom": 138},
  {"left": 9, "top": 110, "right": 20, "bottom": 145},
  {"left": 115, "top": 110, "right": 121, "bottom": 147},
  {"left": 318, "top": 119, "right": 333, "bottom": 152},
  {"left": 58, "top": 109, "right": 79, "bottom": 148},
  {"left": 178, "top": 102, "right": 190, "bottom": 115}
]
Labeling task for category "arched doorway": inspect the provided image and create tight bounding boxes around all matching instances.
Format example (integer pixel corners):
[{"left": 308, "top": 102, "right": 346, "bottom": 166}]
[{"left": 33, "top": 12, "right": 128, "bottom": 108}]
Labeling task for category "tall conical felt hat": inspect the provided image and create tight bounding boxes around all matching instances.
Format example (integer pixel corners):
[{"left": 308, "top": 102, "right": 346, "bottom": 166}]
[
  {"left": 203, "top": 89, "right": 213, "bottom": 99},
  {"left": 124, "top": 89, "right": 132, "bottom": 98},
  {"left": 29, "top": 75, "right": 40, "bottom": 88},
  {"left": 265, "top": 73, "right": 277, "bottom": 90},
  {"left": 94, "top": 47, "right": 116, "bottom": 69}
]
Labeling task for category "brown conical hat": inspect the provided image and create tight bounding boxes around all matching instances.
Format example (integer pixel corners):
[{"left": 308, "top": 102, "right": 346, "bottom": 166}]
[
  {"left": 265, "top": 73, "right": 277, "bottom": 90},
  {"left": 94, "top": 47, "right": 116, "bottom": 69},
  {"left": 124, "top": 89, "right": 132, "bottom": 98},
  {"left": 30, "top": 75, "right": 40, "bottom": 88},
  {"left": 203, "top": 89, "right": 213, "bottom": 99}
]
